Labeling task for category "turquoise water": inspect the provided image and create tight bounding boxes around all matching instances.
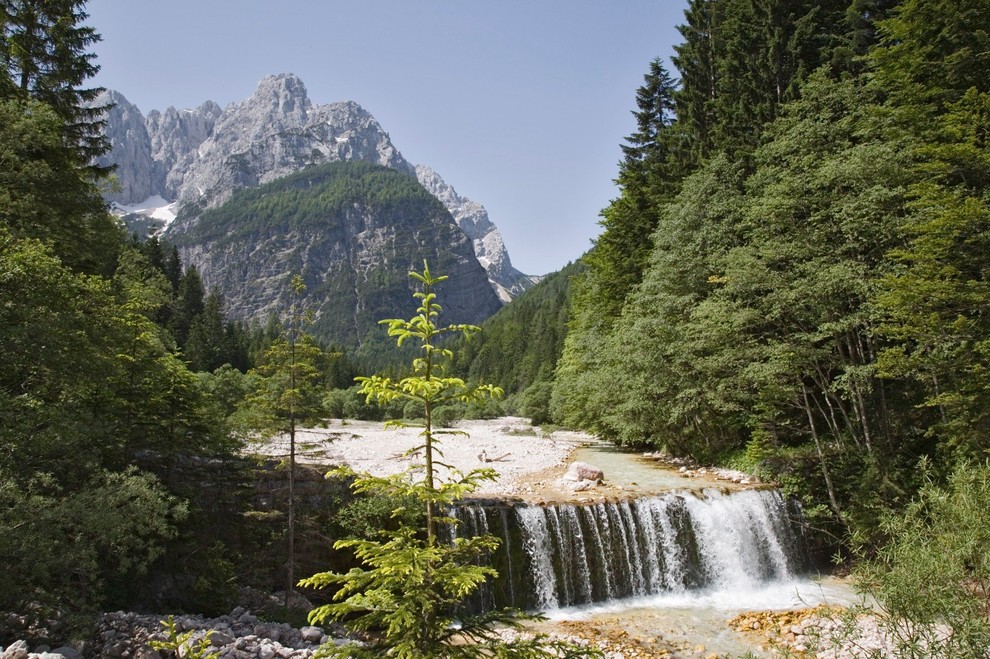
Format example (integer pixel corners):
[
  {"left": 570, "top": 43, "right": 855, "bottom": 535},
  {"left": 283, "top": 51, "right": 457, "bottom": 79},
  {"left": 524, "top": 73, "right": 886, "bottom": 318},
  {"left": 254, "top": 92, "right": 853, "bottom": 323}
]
[{"left": 571, "top": 443, "right": 733, "bottom": 494}]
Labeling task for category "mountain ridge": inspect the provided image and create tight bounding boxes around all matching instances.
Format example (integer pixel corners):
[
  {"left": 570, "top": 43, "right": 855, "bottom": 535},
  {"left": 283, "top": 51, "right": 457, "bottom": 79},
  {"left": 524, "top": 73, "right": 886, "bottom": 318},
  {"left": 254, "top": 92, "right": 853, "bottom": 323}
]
[{"left": 97, "top": 73, "right": 535, "bottom": 301}]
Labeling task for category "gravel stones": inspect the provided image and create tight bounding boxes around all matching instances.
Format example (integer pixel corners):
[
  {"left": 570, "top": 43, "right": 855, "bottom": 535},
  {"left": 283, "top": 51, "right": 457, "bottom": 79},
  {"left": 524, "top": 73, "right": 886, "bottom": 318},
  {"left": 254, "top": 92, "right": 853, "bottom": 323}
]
[{"left": 82, "top": 609, "right": 351, "bottom": 659}]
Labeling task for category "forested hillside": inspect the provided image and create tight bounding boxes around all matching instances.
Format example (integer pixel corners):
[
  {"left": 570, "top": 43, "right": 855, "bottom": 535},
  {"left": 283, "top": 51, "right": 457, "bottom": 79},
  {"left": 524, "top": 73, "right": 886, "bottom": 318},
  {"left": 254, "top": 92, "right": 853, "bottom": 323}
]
[
  {"left": 171, "top": 160, "right": 502, "bottom": 363},
  {"left": 555, "top": 0, "right": 990, "bottom": 555},
  {"left": 452, "top": 260, "right": 584, "bottom": 422}
]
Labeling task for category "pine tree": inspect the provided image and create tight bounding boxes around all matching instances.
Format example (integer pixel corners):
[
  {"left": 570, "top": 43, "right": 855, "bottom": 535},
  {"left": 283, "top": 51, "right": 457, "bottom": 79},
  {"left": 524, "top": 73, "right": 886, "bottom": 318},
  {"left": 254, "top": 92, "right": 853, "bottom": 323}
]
[
  {"left": 239, "top": 276, "right": 329, "bottom": 610},
  {"left": 673, "top": 0, "right": 849, "bottom": 163},
  {"left": 830, "top": 0, "right": 898, "bottom": 74},
  {"left": 620, "top": 57, "right": 680, "bottom": 181},
  {"left": 872, "top": 0, "right": 990, "bottom": 111},
  {"left": 300, "top": 263, "right": 599, "bottom": 658},
  {"left": 170, "top": 265, "right": 206, "bottom": 347},
  {"left": 673, "top": 0, "right": 721, "bottom": 163},
  {"left": 583, "top": 58, "right": 686, "bottom": 324},
  {"left": 0, "top": 0, "right": 110, "bottom": 166},
  {"left": 0, "top": 96, "right": 118, "bottom": 274},
  {"left": 185, "top": 290, "right": 228, "bottom": 373}
]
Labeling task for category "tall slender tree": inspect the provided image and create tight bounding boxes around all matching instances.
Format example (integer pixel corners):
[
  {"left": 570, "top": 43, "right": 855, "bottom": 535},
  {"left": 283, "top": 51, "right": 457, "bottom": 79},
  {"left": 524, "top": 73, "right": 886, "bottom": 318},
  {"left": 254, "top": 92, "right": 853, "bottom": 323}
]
[
  {"left": 240, "top": 275, "right": 329, "bottom": 610},
  {"left": 584, "top": 58, "right": 684, "bottom": 319},
  {"left": 673, "top": 0, "right": 721, "bottom": 163}
]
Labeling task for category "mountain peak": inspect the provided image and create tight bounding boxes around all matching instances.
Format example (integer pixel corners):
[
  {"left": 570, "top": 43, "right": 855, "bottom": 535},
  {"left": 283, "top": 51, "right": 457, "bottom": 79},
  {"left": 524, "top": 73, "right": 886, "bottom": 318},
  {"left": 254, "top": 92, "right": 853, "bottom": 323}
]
[
  {"left": 100, "top": 73, "right": 534, "bottom": 302},
  {"left": 251, "top": 73, "right": 311, "bottom": 114}
]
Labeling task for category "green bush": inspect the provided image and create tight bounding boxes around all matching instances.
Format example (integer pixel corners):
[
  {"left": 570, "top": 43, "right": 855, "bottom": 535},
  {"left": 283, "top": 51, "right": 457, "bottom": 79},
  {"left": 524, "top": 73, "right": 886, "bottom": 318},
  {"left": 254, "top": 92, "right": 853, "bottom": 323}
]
[
  {"left": 854, "top": 461, "right": 990, "bottom": 657},
  {"left": 432, "top": 404, "right": 463, "bottom": 428}
]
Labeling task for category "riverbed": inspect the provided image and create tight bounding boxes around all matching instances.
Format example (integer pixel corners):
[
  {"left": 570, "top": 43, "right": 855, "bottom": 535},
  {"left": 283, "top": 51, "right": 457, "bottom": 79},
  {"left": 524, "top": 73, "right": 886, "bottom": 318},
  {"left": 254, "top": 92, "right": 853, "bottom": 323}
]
[{"left": 263, "top": 417, "right": 857, "bottom": 657}]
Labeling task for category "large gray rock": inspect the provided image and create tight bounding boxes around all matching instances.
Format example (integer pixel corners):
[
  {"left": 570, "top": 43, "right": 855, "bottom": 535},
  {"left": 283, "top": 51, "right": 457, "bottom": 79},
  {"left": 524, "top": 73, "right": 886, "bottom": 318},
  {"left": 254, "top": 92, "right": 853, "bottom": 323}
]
[
  {"left": 48, "top": 649, "right": 81, "bottom": 659},
  {"left": 95, "top": 93, "right": 221, "bottom": 207},
  {"left": 149, "top": 100, "right": 222, "bottom": 199},
  {"left": 298, "top": 627, "right": 323, "bottom": 645},
  {"left": 96, "top": 90, "right": 155, "bottom": 204},
  {"left": 563, "top": 461, "right": 604, "bottom": 483},
  {"left": 0, "top": 640, "right": 28, "bottom": 659}
]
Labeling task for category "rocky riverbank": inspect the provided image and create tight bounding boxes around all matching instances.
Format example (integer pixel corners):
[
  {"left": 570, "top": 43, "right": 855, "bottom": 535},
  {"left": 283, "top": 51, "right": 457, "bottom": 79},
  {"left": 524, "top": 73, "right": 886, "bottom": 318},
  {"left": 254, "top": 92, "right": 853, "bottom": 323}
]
[
  {"left": 0, "top": 606, "right": 353, "bottom": 659},
  {"left": 729, "top": 605, "right": 899, "bottom": 657},
  {"left": 0, "top": 607, "right": 692, "bottom": 659}
]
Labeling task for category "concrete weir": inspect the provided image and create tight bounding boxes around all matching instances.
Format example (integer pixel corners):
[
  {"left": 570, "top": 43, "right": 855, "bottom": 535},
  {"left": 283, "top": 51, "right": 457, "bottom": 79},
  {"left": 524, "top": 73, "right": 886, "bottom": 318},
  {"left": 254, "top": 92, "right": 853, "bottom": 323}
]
[{"left": 449, "top": 487, "right": 810, "bottom": 613}]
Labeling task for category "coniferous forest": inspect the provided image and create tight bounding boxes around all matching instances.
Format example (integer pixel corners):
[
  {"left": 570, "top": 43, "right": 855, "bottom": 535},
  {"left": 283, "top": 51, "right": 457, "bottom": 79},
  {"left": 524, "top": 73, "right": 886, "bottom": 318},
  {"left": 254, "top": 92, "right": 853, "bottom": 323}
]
[
  {"left": 549, "top": 0, "right": 990, "bottom": 546},
  {"left": 4, "top": 0, "right": 990, "bottom": 656}
]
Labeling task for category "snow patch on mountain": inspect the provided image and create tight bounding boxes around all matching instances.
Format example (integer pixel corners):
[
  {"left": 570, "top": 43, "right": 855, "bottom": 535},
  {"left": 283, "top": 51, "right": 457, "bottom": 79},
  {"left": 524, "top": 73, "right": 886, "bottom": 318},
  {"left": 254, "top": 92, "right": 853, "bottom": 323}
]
[{"left": 112, "top": 195, "right": 178, "bottom": 225}]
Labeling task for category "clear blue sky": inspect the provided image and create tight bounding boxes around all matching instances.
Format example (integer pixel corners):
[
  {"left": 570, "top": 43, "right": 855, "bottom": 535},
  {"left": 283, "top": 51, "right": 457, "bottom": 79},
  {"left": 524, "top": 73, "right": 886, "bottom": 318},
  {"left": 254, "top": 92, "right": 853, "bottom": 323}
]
[{"left": 87, "top": 0, "right": 689, "bottom": 276}]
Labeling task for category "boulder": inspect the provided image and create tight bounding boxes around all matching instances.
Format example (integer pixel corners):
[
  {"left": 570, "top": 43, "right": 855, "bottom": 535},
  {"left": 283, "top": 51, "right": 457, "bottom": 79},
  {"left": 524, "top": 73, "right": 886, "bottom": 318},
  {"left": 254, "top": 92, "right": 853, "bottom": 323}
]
[
  {"left": 49, "top": 649, "right": 82, "bottom": 659},
  {"left": 0, "top": 641, "right": 28, "bottom": 659},
  {"left": 299, "top": 627, "right": 323, "bottom": 644},
  {"left": 563, "top": 461, "right": 604, "bottom": 483}
]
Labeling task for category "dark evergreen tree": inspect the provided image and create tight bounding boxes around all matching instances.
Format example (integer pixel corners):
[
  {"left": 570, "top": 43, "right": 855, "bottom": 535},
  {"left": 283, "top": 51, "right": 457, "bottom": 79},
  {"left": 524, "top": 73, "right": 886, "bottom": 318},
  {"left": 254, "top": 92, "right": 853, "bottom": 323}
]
[
  {"left": 170, "top": 265, "right": 206, "bottom": 347},
  {"left": 872, "top": 0, "right": 990, "bottom": 110},
  {"left": 0, "top": 96, "right": 119, "bottom": 274},
  {"left": 185, "top": 290, "right": 228, "bottom": 373},
  {"left": 673, "top": 0, "right": 849, "bottom": 163},
  {"left": 163, "top": 243, "right": 182, "bottom": 293},
  {"left": 620, "top": 57, "right": 680, "bottom": 180},
  {"left": 221, "top": 320, "right": 252, "bottom": 373},
  {"left": 583, "top": 58, "right": 687, "bottom": 323},
  {"left": 672, "top": 0, "right": 721, "bottom": 163},
  {"left": 0, "top": 0, "right": 110, "bottom": 166},
  {"left": 831, "top": 0, "right": 899, "bottom": 74}
]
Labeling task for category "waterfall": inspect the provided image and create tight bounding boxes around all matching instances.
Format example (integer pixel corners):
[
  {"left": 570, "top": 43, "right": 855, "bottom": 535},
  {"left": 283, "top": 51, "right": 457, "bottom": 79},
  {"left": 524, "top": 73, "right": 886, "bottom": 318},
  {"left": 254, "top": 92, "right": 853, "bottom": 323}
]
[{"left": 452, "top": 488, "right": 807, "bottom": 612}]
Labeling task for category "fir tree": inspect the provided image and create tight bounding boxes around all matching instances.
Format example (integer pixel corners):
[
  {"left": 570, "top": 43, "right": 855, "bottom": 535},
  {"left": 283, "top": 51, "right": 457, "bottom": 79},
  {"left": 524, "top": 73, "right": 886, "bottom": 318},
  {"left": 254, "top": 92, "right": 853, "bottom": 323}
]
[
  {"left": 0, "top": 0, "right": 110, "bottom": 167},
  {"left": 301, "top": 264, "right": 599, "bottom": 658}
]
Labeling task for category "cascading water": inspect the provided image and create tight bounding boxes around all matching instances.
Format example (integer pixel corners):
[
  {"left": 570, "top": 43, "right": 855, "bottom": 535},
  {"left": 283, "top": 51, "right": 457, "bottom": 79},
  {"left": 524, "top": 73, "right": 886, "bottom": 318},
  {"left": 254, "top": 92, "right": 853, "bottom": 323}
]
[{"left": 452, "top": 488, "right": 808, "bottom": 612}]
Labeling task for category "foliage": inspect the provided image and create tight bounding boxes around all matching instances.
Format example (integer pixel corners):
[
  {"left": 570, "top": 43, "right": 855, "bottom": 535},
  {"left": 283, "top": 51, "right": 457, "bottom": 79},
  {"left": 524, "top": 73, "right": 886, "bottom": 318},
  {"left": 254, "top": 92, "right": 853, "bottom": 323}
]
[
  {"left": 853, "top": 462, "right": 990, "bottom": 657},
  {"left": 0, "top": 0, "right": 110, "bottom": 167},
  {"left": 672, "top": 0, "right": 855, "bottom": 164},
  {"left": 874, "top": 88, "right": 990, "bottom": 459},
  {"left": 0, "top": 469, "right": 187, "bottom": 629},
  {"left": 871, "top": 0, "right": 990, "bottom": 112},
  {"left": 0, "top": 97, "right": 119, "bottom": 274},
  {"left": 300, "top": 264, "right": 599, "bottom": 658},
  {"left": 330, "top": 491, "right": 424, "bottom": 542},
  {"left": 149, "top": 616, "right": 218, "bottom": 659},
  {"left": 452, "top": 261, "right": 583, "bottom": 401}
]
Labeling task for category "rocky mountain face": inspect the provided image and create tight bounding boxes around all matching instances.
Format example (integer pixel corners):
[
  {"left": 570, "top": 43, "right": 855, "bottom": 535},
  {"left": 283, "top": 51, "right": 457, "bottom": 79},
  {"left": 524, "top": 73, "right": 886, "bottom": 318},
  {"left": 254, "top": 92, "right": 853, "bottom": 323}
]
[
  {"left": 415, "top": 165, "right": 538, "bottom": 302},
  {"left": 168, "top": 161, "right": 502, "bottom": 353},
  {"left": 97, "top": 74, "right": 533, "bottom": 310},
  {"left": 99, "top": 90, "right": 221, "bottom": 205}
]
